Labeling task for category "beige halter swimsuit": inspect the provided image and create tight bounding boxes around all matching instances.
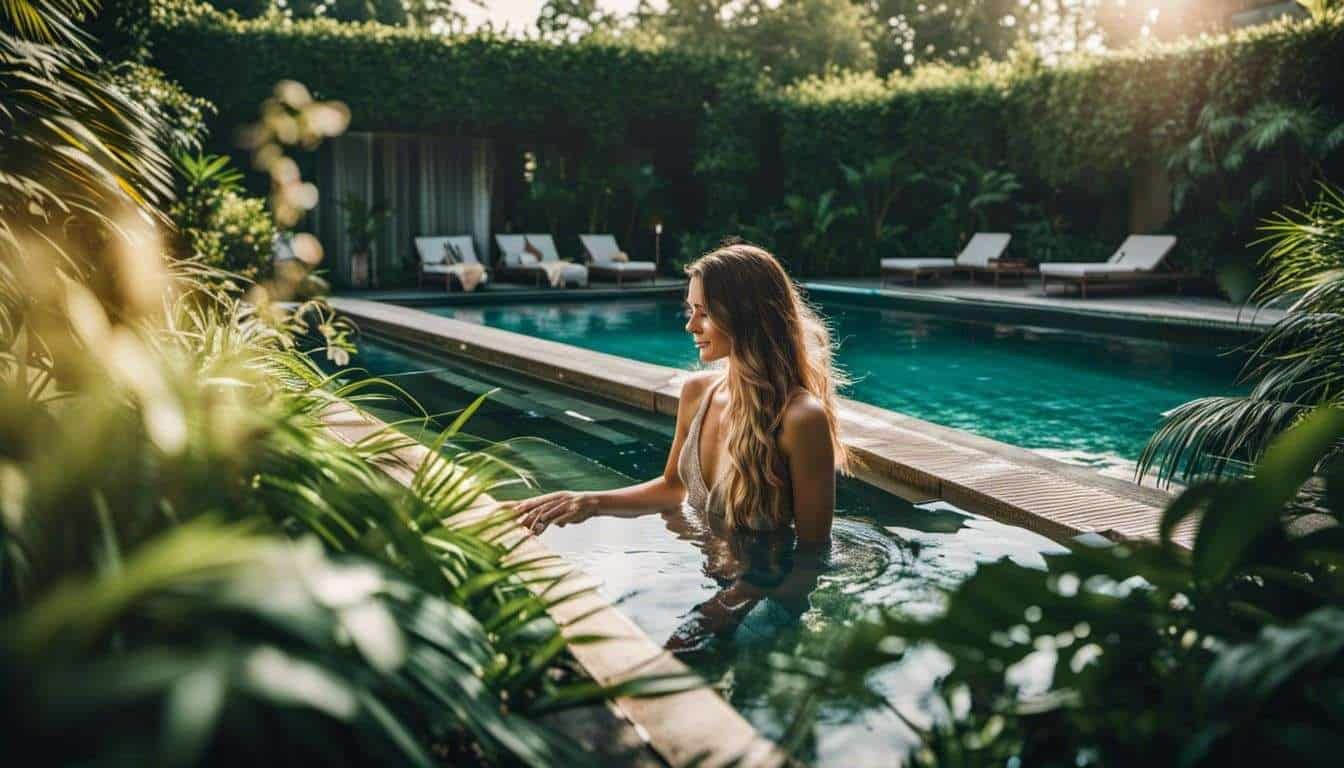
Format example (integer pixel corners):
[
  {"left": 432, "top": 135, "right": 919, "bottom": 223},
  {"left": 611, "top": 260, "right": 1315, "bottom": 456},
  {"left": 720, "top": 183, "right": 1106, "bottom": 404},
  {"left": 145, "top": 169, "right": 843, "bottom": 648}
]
[{"left": 676, "top": 377, "right": 791, "bottom": 532}]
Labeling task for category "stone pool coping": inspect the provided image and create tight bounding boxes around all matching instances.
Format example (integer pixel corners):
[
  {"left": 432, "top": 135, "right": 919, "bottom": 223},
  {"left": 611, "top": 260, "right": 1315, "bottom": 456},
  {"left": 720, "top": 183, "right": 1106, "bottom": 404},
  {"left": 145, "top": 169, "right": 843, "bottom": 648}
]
[
  {"left": 330, "top": 297, "right": 1194, "bottom": 548},
  {"left": 320, "top": 402, "right": 789, "bottom": 768},
  {"left": 802, "top": 282, "right": 1271, "bottom": 344}
]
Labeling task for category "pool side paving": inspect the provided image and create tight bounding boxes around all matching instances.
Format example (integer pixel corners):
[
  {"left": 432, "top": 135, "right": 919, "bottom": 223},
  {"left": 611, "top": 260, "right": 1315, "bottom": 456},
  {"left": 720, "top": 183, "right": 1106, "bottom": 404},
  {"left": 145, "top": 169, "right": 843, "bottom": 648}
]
[
  {"left": 804, "top": 279, "right": 1282, "bottom": 341},
  {"left": 321, "top": 401, "right": 790, "bottom": 768},
  {"left": 330, "top": 297, "right": 1197, "bottom": 548}
]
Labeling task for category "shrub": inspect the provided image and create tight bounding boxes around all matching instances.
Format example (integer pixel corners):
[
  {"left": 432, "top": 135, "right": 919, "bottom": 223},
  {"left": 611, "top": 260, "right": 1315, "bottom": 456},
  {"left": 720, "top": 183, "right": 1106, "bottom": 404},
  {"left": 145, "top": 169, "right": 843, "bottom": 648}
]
[
  {"left": 789, "top": 406, "right": 1344, "bottom": 767},
  {"left": 170, "top": 154, "right": 278, "bottom": 279}
]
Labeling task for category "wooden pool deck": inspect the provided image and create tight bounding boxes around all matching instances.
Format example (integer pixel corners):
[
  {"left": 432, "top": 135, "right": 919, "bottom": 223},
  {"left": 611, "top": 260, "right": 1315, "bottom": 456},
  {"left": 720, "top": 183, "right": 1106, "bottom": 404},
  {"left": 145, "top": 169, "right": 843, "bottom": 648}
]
[{"left": 330, "top": 297, "right": 1196, "bottom": 548}]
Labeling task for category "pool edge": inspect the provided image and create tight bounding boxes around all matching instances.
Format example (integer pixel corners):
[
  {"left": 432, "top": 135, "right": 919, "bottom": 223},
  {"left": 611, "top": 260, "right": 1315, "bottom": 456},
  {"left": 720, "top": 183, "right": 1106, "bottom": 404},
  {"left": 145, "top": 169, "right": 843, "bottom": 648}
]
[
  {"left": 331, "top": 297, "right": 1194, "bottom": 549},
  {"left": 319, "top": 401, "right": 792, "bottom": 768}
]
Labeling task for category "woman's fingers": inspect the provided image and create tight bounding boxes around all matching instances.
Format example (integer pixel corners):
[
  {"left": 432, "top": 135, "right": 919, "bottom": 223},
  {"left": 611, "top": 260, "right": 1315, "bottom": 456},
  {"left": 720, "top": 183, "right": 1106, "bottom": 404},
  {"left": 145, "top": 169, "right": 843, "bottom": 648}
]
[
  {"left": 514, "top": 492, "right": 562, "bottom": 527},
  {"left": 524, "top": 496, "right": 572, "bottom": 533},
  {"left": 531, "top": 496, "right": 591, "bottom": 533},
  {"left": 515, "top": 492, "right": 593, "bottom": 534},
  {"left": 514, "top": 491, "right": 558, "bottom": 513}
]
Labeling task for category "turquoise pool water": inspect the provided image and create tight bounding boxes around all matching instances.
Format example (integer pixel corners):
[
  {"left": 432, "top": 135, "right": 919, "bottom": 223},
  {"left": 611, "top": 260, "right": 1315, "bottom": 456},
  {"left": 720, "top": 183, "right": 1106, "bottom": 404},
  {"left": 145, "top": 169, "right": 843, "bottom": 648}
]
[
  {"left": 324, "top": 341, "right": 1068, "bottom": 766},
  {"left": 429, "top": 299, "right": 1243, "bottom": 471}
]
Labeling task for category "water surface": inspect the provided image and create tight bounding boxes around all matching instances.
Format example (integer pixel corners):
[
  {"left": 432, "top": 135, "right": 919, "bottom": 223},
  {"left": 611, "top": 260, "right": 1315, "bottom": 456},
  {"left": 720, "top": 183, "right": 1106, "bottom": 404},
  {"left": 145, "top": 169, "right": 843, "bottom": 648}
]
[{"left": 431, "top": 299, "right": 1242, "bottom": 471}]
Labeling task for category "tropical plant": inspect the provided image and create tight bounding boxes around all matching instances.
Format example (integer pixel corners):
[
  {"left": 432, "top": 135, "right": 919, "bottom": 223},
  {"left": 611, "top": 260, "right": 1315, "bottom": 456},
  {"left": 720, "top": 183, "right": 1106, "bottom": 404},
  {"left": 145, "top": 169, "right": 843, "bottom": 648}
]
[
  {"left": 4, "top": 522, "right": 579, "bottom": 767},
  {"left": 521, "top": 156, "right": 578, "bottom": 237},
  {"left": 0, "top": 0, "right": 174, "bottom": 254},
  {"left": 784, "top": 406, "right": 1344, "bottom": 767},
  {"left": 616, "top": 161, "right": 663, "bottom": 249},
  {"left": 2, "top": 5, "right": 681, "bottom": 761},
  {"left": 103, "top": 61, "right": 214, "bottom": 158},
  {"left": 777, "top": 189, "right": 854, "bottom": 275},
  {"left": 170, "top": 153, "right": 277, "bottom": 278},
  {"left": 840, "top": 152, "right": 912, "bottom": 246},
  {"left": 1297, "top": 0, "right": 1344, "bottom": 23},
  {"left": 920, "top": 159, "right": 1022, "bottom": 244},
  {"left": 339, "top": 195, "right": 391, "bottom": 255},
  {"left": 1140, "top": 184, "right": 1344, "bottom": 485},
  {"left": 0, "top": 242, "right": 620, "bottom": 765},
  {"left": 1166, "top": 102, "right": 1344, "bottom": 218},
  {"left": 1012, "top": 202, "right": 1111, "bottom": 264}
]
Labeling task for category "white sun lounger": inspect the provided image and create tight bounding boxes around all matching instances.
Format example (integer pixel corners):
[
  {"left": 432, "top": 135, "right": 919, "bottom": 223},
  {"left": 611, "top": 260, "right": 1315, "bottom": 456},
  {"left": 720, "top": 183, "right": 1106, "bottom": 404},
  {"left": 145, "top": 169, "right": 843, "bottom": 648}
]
[
  {"left": 1039, "top": 235, "right": 1182, "bottom": 298},
  {"left": 579, "top": 234, "right": 657, "bottom": 287},
  {"left": 880, "top": 233, "right": 1016, "bottom": 286},
  {"left": 415, "top": 235, "right": 490, "bottom": 290},
  {"left": 494, "top": 234, "right": 589, "bottom": 288}
]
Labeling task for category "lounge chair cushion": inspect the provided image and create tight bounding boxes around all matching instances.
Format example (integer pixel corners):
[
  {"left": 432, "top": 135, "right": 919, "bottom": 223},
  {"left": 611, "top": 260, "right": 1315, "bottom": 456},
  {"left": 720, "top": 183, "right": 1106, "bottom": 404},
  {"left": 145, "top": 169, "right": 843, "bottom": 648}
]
[
  {"left": 1112, "top": 235, "right": 1178, "bottom": 270},
  {"left": 495, "top": 234, "right": 528, "bottom": 266},
  {"left": 881, "top": 258, "right": 956, "bottom": 270},
  {"left": 515, "top": 261, "right": 589, "bottom": 286},
  {"left": 415, "top": 236, "right": 453, "bottom": 266},
  {"left": 1041, "top": 235, "right": 1178, "bottom": 276},
  {"left": 592, "top": 261, "right": 656, "bottom": 273},
  {"left": 955, "top": 233, "right": 1012, "bottom": 267},
  {"left": 1039, "top": 263, "right": 1140, "bottom": 276},
  {"left": 580, "top": 234, "right": 622, "bottom": 265},
  {"left": 525, "top": 234, "right": 565, "bottom": 262}
]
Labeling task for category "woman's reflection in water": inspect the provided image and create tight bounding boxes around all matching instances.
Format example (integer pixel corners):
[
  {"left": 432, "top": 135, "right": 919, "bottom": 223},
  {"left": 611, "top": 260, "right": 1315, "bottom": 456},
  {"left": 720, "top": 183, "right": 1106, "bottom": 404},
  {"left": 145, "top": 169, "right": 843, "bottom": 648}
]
[{"left": 660, "top": 503, "right": 827, "bottom": 654}]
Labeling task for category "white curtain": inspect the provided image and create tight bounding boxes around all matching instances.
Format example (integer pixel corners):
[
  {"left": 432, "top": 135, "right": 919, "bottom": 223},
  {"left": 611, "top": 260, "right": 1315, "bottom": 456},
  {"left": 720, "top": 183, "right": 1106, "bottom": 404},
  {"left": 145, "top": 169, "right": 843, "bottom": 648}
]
[{"left": 316, "top": 133, "right": 494, "bottom": 287}]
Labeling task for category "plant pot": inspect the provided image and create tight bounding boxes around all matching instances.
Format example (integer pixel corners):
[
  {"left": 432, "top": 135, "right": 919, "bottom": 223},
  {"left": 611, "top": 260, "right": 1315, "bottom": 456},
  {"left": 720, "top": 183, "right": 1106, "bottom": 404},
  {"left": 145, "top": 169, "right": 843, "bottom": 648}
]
[{"left": 351, "top": 250, "right": 371, "bottom": 288}]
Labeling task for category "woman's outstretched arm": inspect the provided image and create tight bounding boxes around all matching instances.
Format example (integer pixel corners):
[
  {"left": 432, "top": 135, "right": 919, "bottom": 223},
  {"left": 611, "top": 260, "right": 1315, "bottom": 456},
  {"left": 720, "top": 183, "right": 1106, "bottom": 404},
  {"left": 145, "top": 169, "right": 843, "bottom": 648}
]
[{"left": 515, "top": 373, "right": 717, "bottom": 533}]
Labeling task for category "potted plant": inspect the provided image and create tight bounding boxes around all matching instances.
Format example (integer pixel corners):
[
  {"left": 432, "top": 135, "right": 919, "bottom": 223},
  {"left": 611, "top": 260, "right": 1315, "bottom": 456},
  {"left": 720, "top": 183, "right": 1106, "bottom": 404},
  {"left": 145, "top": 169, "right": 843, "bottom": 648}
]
[{"left": 339, "top": 195, "right": 390, "bottom": 288}]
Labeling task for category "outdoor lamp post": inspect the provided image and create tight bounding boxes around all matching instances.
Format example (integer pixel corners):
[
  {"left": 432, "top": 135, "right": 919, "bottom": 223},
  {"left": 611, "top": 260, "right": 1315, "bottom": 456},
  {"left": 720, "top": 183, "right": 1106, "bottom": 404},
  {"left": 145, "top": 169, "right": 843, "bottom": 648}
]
[{"left": 654, "top": 222, "right": 662, "bottom": 285}]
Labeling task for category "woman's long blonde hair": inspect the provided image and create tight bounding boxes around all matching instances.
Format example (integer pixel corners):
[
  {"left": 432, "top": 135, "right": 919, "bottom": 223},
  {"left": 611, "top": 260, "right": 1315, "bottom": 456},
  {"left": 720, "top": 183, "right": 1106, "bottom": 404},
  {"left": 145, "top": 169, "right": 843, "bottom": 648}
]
[{"left": 686, "top": 242, "right": 849, "bottom": 530}]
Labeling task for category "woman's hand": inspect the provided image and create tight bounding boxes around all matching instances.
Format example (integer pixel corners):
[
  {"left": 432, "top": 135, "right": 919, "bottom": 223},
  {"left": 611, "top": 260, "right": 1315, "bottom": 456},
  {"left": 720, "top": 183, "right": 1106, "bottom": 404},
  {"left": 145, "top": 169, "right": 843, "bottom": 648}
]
[{"left": 514, "top": 491, "right": 600, "bottom": 534}]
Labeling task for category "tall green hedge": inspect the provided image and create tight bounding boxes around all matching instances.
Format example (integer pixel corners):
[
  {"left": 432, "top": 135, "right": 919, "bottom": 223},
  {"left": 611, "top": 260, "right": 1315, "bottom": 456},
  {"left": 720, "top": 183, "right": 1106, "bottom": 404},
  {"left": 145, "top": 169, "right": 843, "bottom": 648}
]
[
  {"left": 149, "top": 5, "right": 736, "bottom": 143},
  {"left": 762, "top": 20, "right": 1342, "bottom": 228},
  {"left": 144, "top": 5, "right": 1344, "bottom": 279}
]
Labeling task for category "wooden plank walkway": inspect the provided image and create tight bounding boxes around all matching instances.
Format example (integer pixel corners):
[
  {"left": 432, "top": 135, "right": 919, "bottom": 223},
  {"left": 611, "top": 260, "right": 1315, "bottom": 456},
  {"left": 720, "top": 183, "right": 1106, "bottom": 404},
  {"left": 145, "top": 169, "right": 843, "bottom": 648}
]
[{"left": 331, "top": 298, "right": 1195, "bottom": 548}]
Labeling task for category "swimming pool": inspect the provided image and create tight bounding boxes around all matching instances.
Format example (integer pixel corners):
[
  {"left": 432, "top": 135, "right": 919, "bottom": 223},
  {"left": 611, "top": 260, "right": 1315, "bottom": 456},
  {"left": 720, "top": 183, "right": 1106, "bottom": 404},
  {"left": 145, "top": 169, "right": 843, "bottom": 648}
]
[
  {"left": 327, "top": 340, "right": 1068, "bottom": 766},
  {"left": 426, "top": 298, "right": 1243, "bottom": 472}
]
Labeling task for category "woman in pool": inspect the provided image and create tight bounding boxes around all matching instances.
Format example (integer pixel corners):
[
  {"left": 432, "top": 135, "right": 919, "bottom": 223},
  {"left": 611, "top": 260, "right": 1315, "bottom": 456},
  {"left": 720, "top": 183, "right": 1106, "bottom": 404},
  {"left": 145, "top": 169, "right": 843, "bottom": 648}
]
[
  {"left": 516, "top": 240, "right": 849, "bottom": 545},
  {"left": 517, "top": 243, "right": 847, "bottom": 649}
]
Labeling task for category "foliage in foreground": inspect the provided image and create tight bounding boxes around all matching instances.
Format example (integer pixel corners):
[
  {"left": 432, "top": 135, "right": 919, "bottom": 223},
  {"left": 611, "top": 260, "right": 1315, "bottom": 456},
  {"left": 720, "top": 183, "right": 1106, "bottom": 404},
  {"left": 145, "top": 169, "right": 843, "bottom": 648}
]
[
  {"left": 1, "top": 1, "right": 685, "bottom": 764},
  {"left": 1141, "top": 184, "right": 1344, "bottom": 484},
  {"left": 0, "top": 235, "right": 626, "bottom": 765},
  {"left": 793, "top": 408, "right": 1344, "bottom": 767}
]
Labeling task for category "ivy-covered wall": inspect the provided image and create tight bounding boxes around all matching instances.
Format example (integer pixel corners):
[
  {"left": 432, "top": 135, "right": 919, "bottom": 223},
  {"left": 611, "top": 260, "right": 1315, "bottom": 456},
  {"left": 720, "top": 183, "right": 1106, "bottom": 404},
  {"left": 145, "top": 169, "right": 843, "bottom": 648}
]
[
  {"left": 144, "top": 4, "right": 1344, "bottom": 282},
  {"left": 750, "top": 18, "right": 1344, "bottom": 276}
]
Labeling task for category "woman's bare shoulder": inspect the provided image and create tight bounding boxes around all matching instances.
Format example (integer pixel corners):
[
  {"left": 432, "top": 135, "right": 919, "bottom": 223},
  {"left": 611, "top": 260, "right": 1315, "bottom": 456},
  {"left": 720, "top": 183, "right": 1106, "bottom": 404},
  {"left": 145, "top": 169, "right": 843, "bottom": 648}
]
[
  {"left": 679, "top": 371, "right": 721, "bottom": 402},
  {"left": 779, "top": 391, "right": 828, "bottom": 445}
]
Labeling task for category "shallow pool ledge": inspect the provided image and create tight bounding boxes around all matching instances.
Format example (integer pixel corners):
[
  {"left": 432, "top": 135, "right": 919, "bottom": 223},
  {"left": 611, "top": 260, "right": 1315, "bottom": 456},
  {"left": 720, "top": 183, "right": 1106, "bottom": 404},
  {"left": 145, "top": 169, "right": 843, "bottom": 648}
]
[
  {"left": 320, "top": 401, "right": 790, "bottom": 768},
  {"left": 331, "top": 297, "right": 1194, "bottom": 548}
]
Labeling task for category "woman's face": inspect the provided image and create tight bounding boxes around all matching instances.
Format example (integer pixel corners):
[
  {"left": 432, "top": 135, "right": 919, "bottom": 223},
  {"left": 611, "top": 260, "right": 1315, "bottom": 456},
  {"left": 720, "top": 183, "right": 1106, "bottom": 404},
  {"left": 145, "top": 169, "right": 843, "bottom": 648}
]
[{"left": 685, "top": 276, "right": 731, "bottom": 363}]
